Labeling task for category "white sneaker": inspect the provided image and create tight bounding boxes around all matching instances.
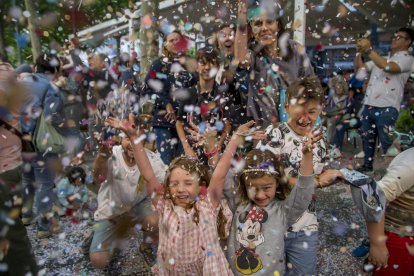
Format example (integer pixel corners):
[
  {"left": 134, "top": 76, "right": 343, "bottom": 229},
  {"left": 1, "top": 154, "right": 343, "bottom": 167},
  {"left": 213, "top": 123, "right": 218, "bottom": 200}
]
[
  {"left": 382, "top": 146, "right": 400, "bottom": 157},
  {"left": 355, "top": 151, "right": 365, "bottom": 158}
]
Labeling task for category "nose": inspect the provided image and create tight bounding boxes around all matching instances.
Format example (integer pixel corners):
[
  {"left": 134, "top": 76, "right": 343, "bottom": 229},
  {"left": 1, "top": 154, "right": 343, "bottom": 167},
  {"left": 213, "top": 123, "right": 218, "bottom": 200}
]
[
  {"left": 247, "top": 235, "right": 255, "bottom": 240},
  {"left": 255, "top": 189, "right": 266, "bottom": 200}
]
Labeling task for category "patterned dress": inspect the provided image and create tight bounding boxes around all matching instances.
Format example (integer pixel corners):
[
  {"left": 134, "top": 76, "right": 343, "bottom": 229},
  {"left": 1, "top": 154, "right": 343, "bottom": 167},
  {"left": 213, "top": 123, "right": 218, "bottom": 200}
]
[{"left": 152, "top": 195, "right": 233, "bottom": 276}]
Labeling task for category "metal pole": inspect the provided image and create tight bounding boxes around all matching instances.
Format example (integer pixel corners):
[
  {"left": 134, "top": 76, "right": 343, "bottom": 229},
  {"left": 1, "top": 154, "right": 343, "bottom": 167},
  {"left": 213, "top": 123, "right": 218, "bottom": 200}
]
[{"left": 293, "top": 0, "right": 306, "bottom": 46}]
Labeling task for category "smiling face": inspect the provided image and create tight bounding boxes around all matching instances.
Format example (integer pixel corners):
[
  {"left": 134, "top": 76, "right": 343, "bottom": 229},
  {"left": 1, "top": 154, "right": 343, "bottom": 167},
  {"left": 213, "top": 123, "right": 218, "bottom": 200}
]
[
  {"left": 121, "top": 136, "right": 135, "bottom": 160},
  {"left": 197, "top": 59, "right": 218, "bottom": 81},
  {"left": 245, "top": 175, "right": 277, "bottom": 207},
  {"left": 286, "top": 98, "right": 322, "bottom": 137},
  {"left": 250, "top": 14, "right": 280, "bottom": 47},
  {"left": 165, "top": 32, "right": 183, "bottom": 55},
  {"left": 168, "top": 167, "right": 201, "bottom": 208},
  {"left": 217, "top": 26, "right": 235, "bottom": 53}
]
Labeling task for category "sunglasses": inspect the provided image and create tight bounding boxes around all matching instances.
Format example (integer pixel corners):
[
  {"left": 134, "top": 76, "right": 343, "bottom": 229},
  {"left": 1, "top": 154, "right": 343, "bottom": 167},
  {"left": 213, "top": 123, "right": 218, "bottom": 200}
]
[{"left": 392, "top": 33, "right": 409, "bottom": 41}]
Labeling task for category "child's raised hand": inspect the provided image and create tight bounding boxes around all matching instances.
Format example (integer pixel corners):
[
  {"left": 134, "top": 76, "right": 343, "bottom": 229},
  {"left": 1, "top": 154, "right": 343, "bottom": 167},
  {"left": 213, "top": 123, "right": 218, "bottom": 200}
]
[
  {"left": 105, "top": 113, "right": 140, "bottom": 138},
  {"left": 302, "top": 127, "right": 323, "bottom": 154},
  {"left": 234, "top": 121, "right": 266, "bottom": 143}
]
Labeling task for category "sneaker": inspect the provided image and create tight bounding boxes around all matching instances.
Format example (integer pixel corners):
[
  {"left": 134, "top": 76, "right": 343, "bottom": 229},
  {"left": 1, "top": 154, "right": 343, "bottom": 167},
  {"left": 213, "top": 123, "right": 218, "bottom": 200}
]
[
  {"left": 357, "top": 165, "right": 373, "bottom": 173},
  {"left": 352, "top": 239, "right": 370, "bottom": 258},
  {"left": 382, "top": 146, "right": 400, "bottom": 157},
  {"left": 139, "top": 243, "right": 156, "bottom": 267},
  {"left": 37, "top": 229, "right": 52, "bottom": 239},
  {"left": 21, "top": 217, "right": 32, "bottom": 226},
  {"left": 355, "top": 151, "right": 365, "bottom": 159}
]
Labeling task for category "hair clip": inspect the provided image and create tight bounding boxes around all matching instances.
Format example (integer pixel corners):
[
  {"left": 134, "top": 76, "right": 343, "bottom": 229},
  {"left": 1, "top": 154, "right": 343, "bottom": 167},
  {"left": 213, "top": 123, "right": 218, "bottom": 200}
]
[
  {"left": 241, "top": 168, "right": 279, "bottom": 176},
  {"left": 259, "top": 161, "right": 273, "bottom": 169}
]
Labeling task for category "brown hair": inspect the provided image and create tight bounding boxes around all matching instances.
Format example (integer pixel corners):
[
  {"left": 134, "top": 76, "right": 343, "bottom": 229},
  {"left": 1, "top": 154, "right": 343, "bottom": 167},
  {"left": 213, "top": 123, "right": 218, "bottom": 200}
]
[
  {"left": 162, "top": 30, "right": 185, "bottom": 61},
  {"left": 196, "top": 46, "right": 219, "bottom": 66},
  {"left": 237, "top": 149, "right": 290, "bottom": 204},
  {"left": 164, "top": 156, "right": 228, "bottom": 239},
  {"left": 286, "top": 76, "right": 325, "bottom": 106}
]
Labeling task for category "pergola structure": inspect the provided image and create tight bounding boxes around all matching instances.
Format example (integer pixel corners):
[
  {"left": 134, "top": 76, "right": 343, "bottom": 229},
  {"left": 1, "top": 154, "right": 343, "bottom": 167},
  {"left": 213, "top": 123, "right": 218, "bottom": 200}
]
[{"left": 71, "top": 0, "right": 414, "bottom": 48}]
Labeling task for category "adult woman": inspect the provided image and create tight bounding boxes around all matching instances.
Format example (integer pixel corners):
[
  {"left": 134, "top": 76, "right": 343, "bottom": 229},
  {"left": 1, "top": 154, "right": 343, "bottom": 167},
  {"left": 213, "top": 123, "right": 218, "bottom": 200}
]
[
  {"left": 234, "top": 2, "right": 321, "bottom": 275},
  {"left": 235, "top": 1, "right": 314, "bottom": 127},
  {"left": 142, "top": 30, "right": 196, "bottom": 164}
]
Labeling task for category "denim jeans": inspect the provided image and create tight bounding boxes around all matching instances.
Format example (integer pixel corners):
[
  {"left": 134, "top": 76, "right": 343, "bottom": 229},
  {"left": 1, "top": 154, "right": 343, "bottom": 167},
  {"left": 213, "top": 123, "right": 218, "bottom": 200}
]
[
  {"left": 22, "top": 153, "right": 58, "bottom": 230},
  {"left": 360, "top": 106, "right": 399, "bottom": 167},
  {"left": 332, "top": 119, "right": 362, "bottom": 150},
  {"left": 154, "top": 127, "right": 183, "bottom": 165},
  {"left": 285, "top": 231, "right": 319, "bottom": 275}
]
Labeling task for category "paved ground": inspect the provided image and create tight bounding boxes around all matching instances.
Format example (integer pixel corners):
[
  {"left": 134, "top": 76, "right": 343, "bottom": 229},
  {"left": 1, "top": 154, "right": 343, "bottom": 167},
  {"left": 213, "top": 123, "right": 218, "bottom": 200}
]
[{"left": 27, "top": 139, "right": 394, "bottom": 275}]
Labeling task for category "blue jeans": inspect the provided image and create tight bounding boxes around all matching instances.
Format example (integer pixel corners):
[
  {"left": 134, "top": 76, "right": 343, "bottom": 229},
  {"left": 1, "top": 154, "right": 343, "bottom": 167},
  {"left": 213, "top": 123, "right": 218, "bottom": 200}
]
[
  {"left": 360, "top": 106, "right": 399, "bottom": 167},
  {"left": 22, "top": 153, "right": 58, "bottom": 230},
  {"left": 332, "top": 119, "right": 362, "bottom": 150},
  {"left": 154, "top": 127, "right": 183, "bottom": 165},
  {"left": 285, "top": 231, "right": 319, "bottom": 275}
]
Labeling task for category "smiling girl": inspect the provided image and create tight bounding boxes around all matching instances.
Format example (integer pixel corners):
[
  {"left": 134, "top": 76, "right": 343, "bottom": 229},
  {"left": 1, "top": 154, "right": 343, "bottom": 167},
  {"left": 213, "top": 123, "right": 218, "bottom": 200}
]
[
  {"left": 106, "top": 116, "right": 263, "bottom": 275},
  {"left": 226, "top": 126, "right": 321, "bottom": 275}
]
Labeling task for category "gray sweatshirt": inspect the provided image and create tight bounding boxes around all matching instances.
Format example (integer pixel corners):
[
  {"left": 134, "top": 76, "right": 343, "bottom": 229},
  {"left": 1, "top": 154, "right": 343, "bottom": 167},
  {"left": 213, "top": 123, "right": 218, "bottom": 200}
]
[{"left": 226, "top": 174, "right": 314, "bottom": 275}]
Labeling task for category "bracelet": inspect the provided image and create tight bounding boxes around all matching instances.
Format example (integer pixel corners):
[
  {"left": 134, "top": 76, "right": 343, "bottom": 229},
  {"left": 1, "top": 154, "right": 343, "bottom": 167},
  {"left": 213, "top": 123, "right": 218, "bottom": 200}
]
[
  {"left": 365, "top": 47, "right": 373, "bottom": 55},
  {"left": 204, "top": 146, "right": 219, "bottom": 158}
]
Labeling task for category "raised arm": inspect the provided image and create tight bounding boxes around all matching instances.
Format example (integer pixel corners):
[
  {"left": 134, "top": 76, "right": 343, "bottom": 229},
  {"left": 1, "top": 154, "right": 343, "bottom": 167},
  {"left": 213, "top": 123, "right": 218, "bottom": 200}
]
[
  {"left": 105, "top": 115, "right": 161, "bottom": 197},
  {"left": 356, "top": 38, "right": 401, "bottom": 73},
  {"left": 234, "top": 0, "right": 249, "bottom": 64},
  {"left": 209, "top": 121, "right": 265, "bottom": 207}
]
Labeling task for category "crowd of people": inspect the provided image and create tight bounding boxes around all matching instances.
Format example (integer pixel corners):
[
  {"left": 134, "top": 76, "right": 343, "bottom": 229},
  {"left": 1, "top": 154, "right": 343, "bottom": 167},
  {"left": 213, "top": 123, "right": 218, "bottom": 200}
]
[{"left": 0, "top": 1, "right": 414, "bottom": 275}]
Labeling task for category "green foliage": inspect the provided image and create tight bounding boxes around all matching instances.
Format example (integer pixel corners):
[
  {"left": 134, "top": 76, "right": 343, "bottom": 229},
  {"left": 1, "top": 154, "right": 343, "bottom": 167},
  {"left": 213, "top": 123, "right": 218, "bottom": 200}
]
[
  {"left": 395, "top": 108, "right": 414, "bottom": 133},
  {"left": 1, "top": 0, "right": 132, "bottom": 65}
]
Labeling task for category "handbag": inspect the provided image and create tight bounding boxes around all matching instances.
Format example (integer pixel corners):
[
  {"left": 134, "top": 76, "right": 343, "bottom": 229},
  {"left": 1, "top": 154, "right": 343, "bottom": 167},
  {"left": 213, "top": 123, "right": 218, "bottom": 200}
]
[
  {"left": 32, "top": 85, "right": 65, "bottom": 154},
  {"left": 33, "top": 111, "right": 65, "bottom": 154},
  {"left": 0, "top": 119, "right": 36, "bottom": 153}
]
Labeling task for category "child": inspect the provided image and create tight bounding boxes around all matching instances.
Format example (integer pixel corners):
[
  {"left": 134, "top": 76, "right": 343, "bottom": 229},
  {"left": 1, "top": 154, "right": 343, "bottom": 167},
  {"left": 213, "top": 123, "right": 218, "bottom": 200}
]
[
  {"left": 105, "top": 115, "right": 257, "bottom": 275},
  {"left": 56, "top": 166, "right": 89, "bottom": 216},
  {"left": 257, "top": 76, "right": 343, "bottom": 275},
  {"left": 176, "top": 46, "right": 232, "bottom": 164},
  {"left": 225, "top": 131, "right": 321, "bottom": 275}
]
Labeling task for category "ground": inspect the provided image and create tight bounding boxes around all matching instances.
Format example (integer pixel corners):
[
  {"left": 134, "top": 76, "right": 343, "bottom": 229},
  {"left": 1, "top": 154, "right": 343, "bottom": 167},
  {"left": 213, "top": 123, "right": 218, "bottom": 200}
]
[{"left": 26, "top": 141, "right": 393, "bottom": 275}]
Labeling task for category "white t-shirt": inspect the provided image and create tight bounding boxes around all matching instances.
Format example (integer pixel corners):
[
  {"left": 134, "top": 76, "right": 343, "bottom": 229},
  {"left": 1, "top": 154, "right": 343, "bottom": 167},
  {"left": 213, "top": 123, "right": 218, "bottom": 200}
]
[
  {"left": 364, "top": 51, "right": 414, "bottom": 111},
  {"left": 257, "top": 123, "right": 328, "bottom": 232},
  {"left": 94, "top": 145, "right": 167, "bottom": 221}
]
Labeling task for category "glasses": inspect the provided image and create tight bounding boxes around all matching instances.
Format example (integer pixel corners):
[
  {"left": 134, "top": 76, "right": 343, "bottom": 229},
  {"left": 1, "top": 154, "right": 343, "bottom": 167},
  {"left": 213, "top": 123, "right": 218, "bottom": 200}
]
[{"left": 392, "top": 34, "right": 409, "bottom": 41}]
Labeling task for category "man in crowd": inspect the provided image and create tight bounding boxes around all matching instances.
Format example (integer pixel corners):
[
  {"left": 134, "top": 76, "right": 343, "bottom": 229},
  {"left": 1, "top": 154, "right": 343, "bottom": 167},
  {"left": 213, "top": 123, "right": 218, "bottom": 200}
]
[{"left": 354, "top": 27, "right": 414, "bottom": 172}]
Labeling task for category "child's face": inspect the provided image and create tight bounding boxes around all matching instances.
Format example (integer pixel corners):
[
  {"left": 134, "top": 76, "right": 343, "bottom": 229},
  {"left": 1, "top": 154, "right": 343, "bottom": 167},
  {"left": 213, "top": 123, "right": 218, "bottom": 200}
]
[
  {"left": 168, "top": 167, "right": 201, "bottom": 208},
  {"left": 197, "top": 59, "right": 218, "bottom": 81},
  {"left": 245, "top": 175, "right": 277, "bottom": 207},
  {"left": 285, "top": 99, "right": 322, "bottom": 137}
]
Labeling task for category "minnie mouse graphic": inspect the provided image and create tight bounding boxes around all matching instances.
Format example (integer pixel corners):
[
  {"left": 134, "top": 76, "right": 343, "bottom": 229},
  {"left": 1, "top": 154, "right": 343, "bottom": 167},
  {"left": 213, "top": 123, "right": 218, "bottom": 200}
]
[{"left": 235, "top": 206, "right": 268, "bottom": 275}]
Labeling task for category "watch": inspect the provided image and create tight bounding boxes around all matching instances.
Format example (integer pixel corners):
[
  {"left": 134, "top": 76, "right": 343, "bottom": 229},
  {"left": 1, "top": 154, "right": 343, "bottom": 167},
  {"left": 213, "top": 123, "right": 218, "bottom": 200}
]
[{"left": 365, "top": 47, "right": 373, "bottom": 55}]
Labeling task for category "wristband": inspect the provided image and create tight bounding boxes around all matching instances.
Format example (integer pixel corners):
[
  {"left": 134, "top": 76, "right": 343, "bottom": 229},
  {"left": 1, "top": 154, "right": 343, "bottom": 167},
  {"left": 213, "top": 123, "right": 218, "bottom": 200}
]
[{"left": 204, "top": 146, "right": 219, "bottom": 158}]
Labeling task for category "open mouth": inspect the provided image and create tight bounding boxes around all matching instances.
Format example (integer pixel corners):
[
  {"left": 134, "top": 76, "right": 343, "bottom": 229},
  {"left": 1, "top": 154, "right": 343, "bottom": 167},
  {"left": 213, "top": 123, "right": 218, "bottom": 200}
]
[{"left": 297, "top": 117, "right": 311, "bottom": 128}]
